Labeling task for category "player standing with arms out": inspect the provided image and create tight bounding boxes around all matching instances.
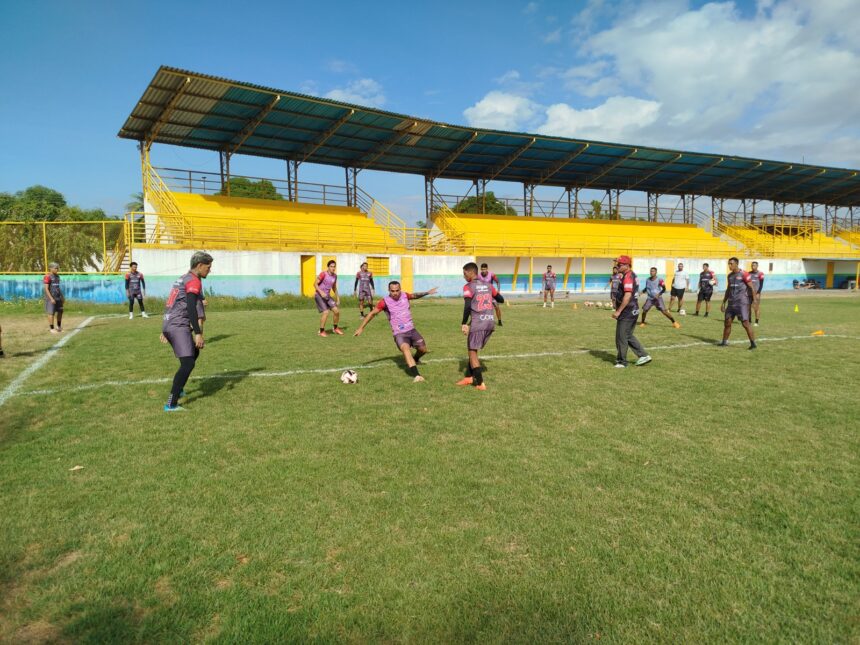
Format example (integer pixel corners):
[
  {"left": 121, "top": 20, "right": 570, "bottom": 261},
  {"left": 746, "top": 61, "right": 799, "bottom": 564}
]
[
  {"left": 125, "top": 262, "right": 149, "bottom": 319},
  {"left": 639, "top": 267, "right": 680, "bottom": 328},
  {"left": 542, "top": 265, "right": 557, "bottom": 308},
  {"left": 43, "top": 262, "right": 64, "bottom": 333},
  {"left": 478, "top": 263, "right": 503, "bottom": 326},
  {"left": 354, "top": 262, "right": 375, "bottom": 318},
  {"left": 611, "top": 255, "right": 651, "bottom": 368},
  {"left": 457, "top": 262, "right": 501, "bottom": 390},
  {"left": 720, "top": 257, "right": 757, "bottom": 350},
  {"left": 694, "top": 263, "right": 717, "bottom": 317},
  {"left": 668, "top": 262, "right": 689, "bottom": 313},
  {"left": 162, "top": 252, "right": 213, "bottom": 411},
  {"left": 353, "top": 282, "right": 438, "bottom": 382},
  {"left": 315, "top": 260, "right": 343, "bottom": 336},
  {"left": 609, "top": 264, "right": 622, "bottom": 308},
  {"left": 748, "top": 261, "right": 765, "bottom": 326}
]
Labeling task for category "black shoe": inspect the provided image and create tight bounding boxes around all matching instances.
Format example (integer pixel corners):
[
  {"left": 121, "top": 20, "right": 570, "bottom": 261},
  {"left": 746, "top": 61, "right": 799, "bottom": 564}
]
[
  {"left": 748, "top": 342, "right": 757, "bottom": 350},
  {"left": 693, "top": 312, "right": 699, "bottom": 316},
  {"left": 498, "top": 320, "right": 503, "bottom": 327},
  {"left": 718, "top": 341, "right": 728, "bottom": 347},
  {"left": 0, "top": 349, "right": 4, "bottom": 358},
  {"left": 704, "top": 313, "right": 709, "bottom": 317}
]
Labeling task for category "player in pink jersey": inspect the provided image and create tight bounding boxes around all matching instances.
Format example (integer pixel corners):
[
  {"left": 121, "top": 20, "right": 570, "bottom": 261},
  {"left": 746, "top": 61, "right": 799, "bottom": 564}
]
[
  {"left": 353, "top": 281, "right": 438, "bottom": 382},
  {"left": 314, "top": 259, "right": 343, "bottom": 336},
  {"left": 457, "top": 262, "right": 502, "bottom": 390},
  {"left": 478, "top": 263, "right": 503, "bottom": 326}
]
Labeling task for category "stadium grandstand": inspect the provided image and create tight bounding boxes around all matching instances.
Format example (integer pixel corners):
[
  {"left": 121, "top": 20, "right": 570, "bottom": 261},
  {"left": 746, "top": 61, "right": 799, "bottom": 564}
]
[{"left": 3, "top": 65, "right": 858, "bottom": 302}]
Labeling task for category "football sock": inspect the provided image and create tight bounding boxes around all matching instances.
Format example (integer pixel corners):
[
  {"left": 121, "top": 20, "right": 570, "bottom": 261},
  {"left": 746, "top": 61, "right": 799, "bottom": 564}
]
[
  {"left": 465, "top": 365, "right": 473, "bottom": 377},
  {"left": 319, "top": 327, "right": 325, "bottom": 333},
  {"left": 168, "top": 356, "right": 196, "bottom": 408},
  {"left": 407, "top": 365, "right": 420, "bottom": 377},
  {"left": 473, "top": 367, "right": 484, "bottom": 386}
]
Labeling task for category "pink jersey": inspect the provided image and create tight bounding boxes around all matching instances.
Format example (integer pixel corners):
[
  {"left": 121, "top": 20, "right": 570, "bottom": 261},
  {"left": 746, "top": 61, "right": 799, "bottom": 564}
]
[
  {"left": 376, "top": 293, "right": 415, "bottom": 335},
  {"left": 478, "top": 271, "right": 496, "bottom": 284},
  {"left": 317, "top": 271, "right": 337, "bottom": 297}
]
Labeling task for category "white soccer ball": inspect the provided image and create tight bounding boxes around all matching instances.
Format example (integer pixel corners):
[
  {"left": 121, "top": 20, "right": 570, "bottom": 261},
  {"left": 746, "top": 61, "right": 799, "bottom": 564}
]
[
  {"left": 709, "top": 279, "right": 717, "bottom": 286},
  {"left": 605, "top": 301, "right": 613, "bottom": 309},
  {"left": 679, "top": 309, "right": 686, "bottom": 316},
  {"left": 340, "top": 369, "right": 358, "bottom": 384}
]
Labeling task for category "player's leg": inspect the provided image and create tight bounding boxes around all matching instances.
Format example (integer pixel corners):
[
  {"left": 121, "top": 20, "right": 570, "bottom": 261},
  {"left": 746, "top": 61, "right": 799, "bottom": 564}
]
[
  {"left": 319, "top": 309, "right": 329, "bottom": 336},
  {"left": 720, "top": 310, "right": 733, "bottom": 345},
  {"left": 657, "top": 299, "right": 678, "bottom": 326},
  {"left": 543, "top": 289, "right": 547, "bottom": 307},
  {"left": 398, "top": 341, "right": 424, "bottom": 382},
  {"left": 494, "top": 303, "right": 503, "bottom": 326},
  {"left": 550, "top": 288, "right": 555, "bottom": 307},
  {"left": 469, "top": 349, "right": 485, "bottom": 387},
  {"left": 695, "top": 293, "right": 702, "bottom": 315},
  {"left": 615, "top": 318, "right": 631, "bottom": 366},
  {"left": 331, "top": 305, "right": 343, "bottom": 334},
  {"left": 677, "top": 292, "right": 684, "bottom": 313},
  {"left": 129, "top": 296, "right": 135, "bottom": 318},
  {"left": 628, "top": 324, "right": 650, "bottom": 364},
  {"left": 139, "top": 296, "right": 148, "bottom": 317},
  {"left": 165, "top": 332, "right": 197, "bottom": 410},
  {"left": 741, "top": 305, "right": 756, "bottom": 347},
  {"left": 704, "top": 294, "right": 711, "bottom": 316},
  {"left": 753, "top": 294, "right": 761, "bottom": 325},
  {"left": 640, "top": 299, "right": 651, "bottom": 326},
  {"left": 55, "top": 305, "right": 63, "bottom": 332}
]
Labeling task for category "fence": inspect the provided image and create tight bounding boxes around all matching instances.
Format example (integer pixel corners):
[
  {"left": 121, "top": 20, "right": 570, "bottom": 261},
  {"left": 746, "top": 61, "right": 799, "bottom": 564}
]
[{"left": 0, "top": 220, "right": 130, "bottom": 274}]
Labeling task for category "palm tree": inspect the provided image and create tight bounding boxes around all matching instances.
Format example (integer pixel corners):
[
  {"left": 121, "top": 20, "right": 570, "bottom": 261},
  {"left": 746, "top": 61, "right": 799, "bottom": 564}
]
[{"left": 125, "top": 192, "right": 144, "bottom": 212}]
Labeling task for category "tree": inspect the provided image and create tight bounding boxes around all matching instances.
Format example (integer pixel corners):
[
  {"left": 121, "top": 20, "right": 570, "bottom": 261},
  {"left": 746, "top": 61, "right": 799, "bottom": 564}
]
[
  {"left": 218, "top": 177, "right": 283, "bottom": 200},
  {"left": 126, "top": 192, "right": 144, "bottom": 212},
  {"left": 415, "top": 220, "right": 426, "bottom": 229},
  {"left": 0, "top": 185, "right": 66, "bottom": 221},
  {"left": 453, "top": 191, "right": 516, "bottom": 215}
]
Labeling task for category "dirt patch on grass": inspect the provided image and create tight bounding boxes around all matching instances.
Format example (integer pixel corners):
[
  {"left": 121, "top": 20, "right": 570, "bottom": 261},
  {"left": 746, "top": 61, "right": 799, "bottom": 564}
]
[{"left": 13, "top": 620, "right": 65, "bottom": 644}]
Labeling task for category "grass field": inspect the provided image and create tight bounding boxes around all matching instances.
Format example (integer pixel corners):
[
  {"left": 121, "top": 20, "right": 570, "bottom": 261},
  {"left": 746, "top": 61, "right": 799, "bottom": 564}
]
[{"left": 1, "top": 292, "right": 858, "bottom": 643}]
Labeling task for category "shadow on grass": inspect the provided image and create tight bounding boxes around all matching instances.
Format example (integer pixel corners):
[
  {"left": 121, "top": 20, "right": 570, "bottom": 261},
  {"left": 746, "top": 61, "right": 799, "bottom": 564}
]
[
  {"left": 185, "top": 367, "right": 264, "bottom": 404},
  {"left": 588, "top": 349, "right": 617, "bottom": 364},
  {"left": 2, "top": 347, "right": 49, "bottom": 358},
  {"left": 680, "top": 333, "right": 723, "bottom": 345},
  {"left": 205, "top": 333, "right": 235, "bottom": 344}
]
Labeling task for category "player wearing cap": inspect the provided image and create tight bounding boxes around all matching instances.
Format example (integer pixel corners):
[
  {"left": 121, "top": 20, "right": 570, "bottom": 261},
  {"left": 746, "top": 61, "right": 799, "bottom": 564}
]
[
  {"left": 668, "top": 262, "right": 689, "bottom": 313},
  {"left": 161, "top": 251, "right": 213, "bottom": 411},
  {"left": 542, "top": 265, "right": 557, "bottom": 308},
  {"left": 478, "top": 263, "right": 503, "bottom": 326},
  {"left": 611, "top": 255, "right": 651, "bottom": 368},
  {"left": 354, "top": 262, "right": 375, "bottom": 319},
  {"left": 43, "top": 262, "right": 64, "bottom": 333},
  {"left": 315, "top": 260, "right": 343, "bottom": 336},
  {"left": 125, "top": 262, "right": 149, "bottom": 319},
  {"left": 748, "top": 261, "right": 765, "bottom": 326},
  {"left": 719, "top": 257, "right": 757, "bottom": 350},
  {"left": 639, "top": 267, "right": 680, "bottom": 328},
  {"left": 694, "top": 263, "right": 717, "bottom": 317},
  {"left": 457, "top": 262, "right": 503, "bottom": 390},
  {"left": 353, "top": 282, "right": 438, "bottom": 382}
]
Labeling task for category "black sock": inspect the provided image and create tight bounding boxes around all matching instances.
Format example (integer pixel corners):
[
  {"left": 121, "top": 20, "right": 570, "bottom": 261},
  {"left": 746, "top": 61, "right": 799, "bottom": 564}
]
[
  {"left": 167, "top": 356, "right": 196, "bottom": 407},
  {"left": 413, "top": 352, "right": 422, "bottom": 364},
  {"left": 473, "top": 366, "right": 484, "bottom": 385},
  {"left": 466, "top": 365, "right": 473, "bottom": 377},
  {"left": 319, "top": 327, "right": 325, "bottom": 333},
  {"left": 668, "top": 317, "right": 675, "bottom": 323},
  {"left": 407, "top": 365, "right": 419, "bottom": 377},
  {"left": 50, "top": 324, "right": 54, "bottom": 329},
  {"left": 333, "top": 324, "right": 339, "bottom": 330}
]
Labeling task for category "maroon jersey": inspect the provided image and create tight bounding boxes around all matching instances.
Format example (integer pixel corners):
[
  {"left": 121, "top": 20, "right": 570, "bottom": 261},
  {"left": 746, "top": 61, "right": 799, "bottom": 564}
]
[
  {"left": 463, "top": 279, "right": 497, "bottom": 332},
  {"left": 749, "top": 270, "right": 764, "bottom": 293},
  {"left": 727, "top": 270, "right": 753, "bottom": 306},
  {"left": 163, "top": 272, "right": 202, "bottom": 331},
  {"left": 617, "top": 270, "right": 640, "bottom": 318},
  {"left": 126, "top": 270, "right": 145, "bottom": 295}
]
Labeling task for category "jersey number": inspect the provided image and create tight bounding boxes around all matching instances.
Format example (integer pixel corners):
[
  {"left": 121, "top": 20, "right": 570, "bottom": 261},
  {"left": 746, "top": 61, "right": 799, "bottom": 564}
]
[{"left": 166, "top": 288, "right": 179, "bottom": 308}]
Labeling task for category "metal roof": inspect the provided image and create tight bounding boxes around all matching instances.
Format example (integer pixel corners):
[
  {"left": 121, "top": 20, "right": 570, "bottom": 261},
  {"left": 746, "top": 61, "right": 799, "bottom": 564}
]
[{"left": 119, "top": 66, "right": 860, "bottom": 207}]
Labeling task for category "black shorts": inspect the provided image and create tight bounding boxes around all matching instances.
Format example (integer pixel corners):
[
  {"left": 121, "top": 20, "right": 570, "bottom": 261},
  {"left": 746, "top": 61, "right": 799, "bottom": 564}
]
[
  {"left": 467, "top": 329, "right": 493, "bottom": 351},
  {"left": 642, "top": 296, "right": 666, "bottom": 312},
  {"left": 358, "top": 290, "right": 373, "bottom": 302},
  {"left": 670, "top": 287, "right": 685, "bottom": 299},
  {"left": 164, "top": 327, "right": 197, "bottom": 358},
  {"left": 314, "top": 293, "right": 338, "bottom": 312},
  {"left": 697, "top": 289, "right": 713, "bottom": 302},
  {"left": 394, "top": 328, "right": 425, "bottom": 349},
  {"left": 725, "top": 304, "right": 750, "bottom": 323}
]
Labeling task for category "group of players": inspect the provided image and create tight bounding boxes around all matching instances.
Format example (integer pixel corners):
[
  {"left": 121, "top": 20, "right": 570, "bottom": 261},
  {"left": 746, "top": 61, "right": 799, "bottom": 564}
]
[{"left": 19, "top": 250, "right": 765, "bottom": 407}]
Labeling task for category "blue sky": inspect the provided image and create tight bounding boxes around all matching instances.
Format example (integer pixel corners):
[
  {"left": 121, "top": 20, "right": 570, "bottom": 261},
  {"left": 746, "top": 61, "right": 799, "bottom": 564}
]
[{"left": 1, "top": 0, "right": 857, "bottom": 222}]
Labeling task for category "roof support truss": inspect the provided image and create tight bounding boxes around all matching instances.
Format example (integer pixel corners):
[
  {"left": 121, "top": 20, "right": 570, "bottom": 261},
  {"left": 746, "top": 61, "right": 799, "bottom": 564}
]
[
  {"left": 696, "top": 161, "right": 762, "bottom": 196},
  {"left": 804, "top": 170, "right": 859, "bottom": 203},
  {"left": 768, "top": 168, "right": 827, "bottom": 201},
  {"left": 729, "top": 164, "right": 794, "bottom": 199},
  {"left": 298, "top": 109, "right": 354, "bottom": 164},
  {"left": 579, "top": 149, "right": 638, "bottom": 189},
  {"left": 486, "top": 138, "right": 536, "bottom": 182},
  {"left": 431, "top": 132, "right": 478, "bottom": 179},
  {"left": 227, "top": 94, "right": 281, "bottom": 157},
  {"left": 661, "top": 157, "right": 724, "bottom": 194},
  {"left": 144, "top": 76, "right": 191, "bottom": 149},
  {"left": 536, "top": 143, "right": 590, "bottom": 186},
  {"left": 624, "top": 153, "right": 683, "bottom": 192}
]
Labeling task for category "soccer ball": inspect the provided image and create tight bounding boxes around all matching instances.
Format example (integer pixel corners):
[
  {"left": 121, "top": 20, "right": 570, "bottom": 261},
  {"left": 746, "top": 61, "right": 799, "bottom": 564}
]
[
  {"left": 340, "top": 369, "right": 358, "bottom": 384},
  {"left": 605, "top": 301, "right": 613, "bottom": 309},
  {"left": 679, "top": 309, "right": 686, "bottom": 316},
  {"left": 709, "top": 279, "right": 717, "bottom": 286}
]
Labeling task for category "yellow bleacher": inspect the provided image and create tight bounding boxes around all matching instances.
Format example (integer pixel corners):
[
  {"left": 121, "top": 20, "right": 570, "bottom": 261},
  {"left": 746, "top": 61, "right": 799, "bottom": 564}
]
[
  {"left": 151, "top": 192, "right": 406, "bottom": 253},
  {"left": 434, "top": 212, "right": 740, "bottom": 257},
  {"left": 834, "top": 228, "right": 860, "bottom": 249},
  {"left": 723, "top": 226, "right": 858, "bottom": 258}
]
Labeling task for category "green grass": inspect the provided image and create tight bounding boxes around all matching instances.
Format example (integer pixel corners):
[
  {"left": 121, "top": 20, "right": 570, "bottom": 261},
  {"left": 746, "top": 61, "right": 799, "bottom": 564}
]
[{"left": 1, "top": 293, "right": 858, "bottom": 643}]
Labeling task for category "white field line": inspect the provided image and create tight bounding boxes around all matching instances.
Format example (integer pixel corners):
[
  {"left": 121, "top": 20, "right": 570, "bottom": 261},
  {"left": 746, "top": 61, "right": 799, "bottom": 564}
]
[
  {"left": 0, "top": 316, "right": 96, "bottom": 408},
  {"left": 13, "top": 333, "right": 856, "bottom": 399}
]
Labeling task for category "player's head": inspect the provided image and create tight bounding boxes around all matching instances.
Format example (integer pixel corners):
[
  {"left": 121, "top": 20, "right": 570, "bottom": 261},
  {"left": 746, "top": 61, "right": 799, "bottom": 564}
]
[
  {"left": 327, "top": 260, "right": 337, "bottom": 274},
  {"left": 751, "top": 261, "right": 759, "bottom": 270},
  {"left": 615, "top": 255, "right": 632, "bottom": 270},
  {"left": 728, "top": 257, "right": 739, "bottom": 271},
  {"left": 190, "top": 251, "right": 214, "bottom": 277},
  {"left": 702, "top": 263, "right": 709, "bottom": 270},
  {"left": 547, "top": 265, "right": 552, "bottom": 271},
  {"left": 130, "top": 262, "right": 138, "bottom": 271},
  {"left": 360, "top": 262, "right": 368, "bottom": 270},
  {"left": 480, "top": 263, "right": 488, "bottom": 275},
  {"left": 677, "top": 262, "right": 684, "bottom": 270},
  {"left": 650, "top": 266, "right": 657, "bottom": 277},
  {"left": 387, "top": 281, "right": 402, "bottom": 299},
  {"left": 462, "top": 262, "right": 479, "bottom": 280},
  {"left": 48, "top": 262, "right": 59, "bottom": 274}
]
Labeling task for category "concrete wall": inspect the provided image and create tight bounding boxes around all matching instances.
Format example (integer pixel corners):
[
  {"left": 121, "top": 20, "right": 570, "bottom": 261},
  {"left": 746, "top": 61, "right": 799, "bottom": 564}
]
[{"left": 1, "top": 249, "right": 856, "bottom": 303}]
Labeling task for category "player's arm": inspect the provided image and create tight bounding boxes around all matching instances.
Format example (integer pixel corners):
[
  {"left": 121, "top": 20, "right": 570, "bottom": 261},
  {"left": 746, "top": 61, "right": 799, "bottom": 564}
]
[
  {"left": 185, "top": 291, "right": 204, "bottom": 346},
  {"left": 354, "top": 302, "right": 383, "bottom": 336},
  {"left": 660, "top": 280, "right": 667, "bottom": 295},
  {"left": 493, "top": 275, "right": 501, "bottom": 291},
  {"left": 125, "top": 274, "right": 131, "bottom": 298},
  {"left": 354, "top": 275, "right": 359, "bottom": 294},
  {"left": 409, "top": 287, "right": 438, "bottom": 300},
  {"left": 613, "top": 290, "right": 632, "bottom": 319},
  {"left": 314, "top": 274, "right": 324, "bottom": 296},
  {"left": 461, "top": 297, "right": 472, "bottom": 333},
  {"left": 140, "top": 275, "right": 146, "bottom": 296},
  {"left": 369, "top": 274, "right": 375, "bottom": 293},
  {"left": 758, "top": 274, "right": 764, "bottom": 294}
]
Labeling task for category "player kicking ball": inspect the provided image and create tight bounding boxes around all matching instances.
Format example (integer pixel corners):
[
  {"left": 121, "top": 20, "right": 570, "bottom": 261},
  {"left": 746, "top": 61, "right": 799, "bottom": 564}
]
[
  {"left": 458, "top": 262, "right": 503, "bottom": 390},
  {"left": 353, "top": 282, "right": 438, "bottom": 382},
  {"left": 719, "top": 257, "right": 757, "bottom": 350},
  {"left": 639, "top": 267, "right": 680, "bottom": 328}
]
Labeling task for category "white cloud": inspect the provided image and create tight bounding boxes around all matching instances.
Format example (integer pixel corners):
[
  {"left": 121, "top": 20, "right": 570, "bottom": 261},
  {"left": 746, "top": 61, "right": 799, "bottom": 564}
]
[
  {"left": 325, "top": 79, "right": 386, "bottom": 108},
  {"left": 463, "top": 91, "right": 540, "bottom": 130},
  {"left": 495, "top": 70, "right": 521, "bottom": 84},
  {"left": 538, "top": 96, "right": 661, "bottom": 142},
  {"left": 523, "top": 2, "right": 538, "bottom": 14},
  {"left": 326, "top": 58, "right": 358, "bottom": 74},
  {"left": 543, "top": 28, "right": 562, "bottom": 43}
]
